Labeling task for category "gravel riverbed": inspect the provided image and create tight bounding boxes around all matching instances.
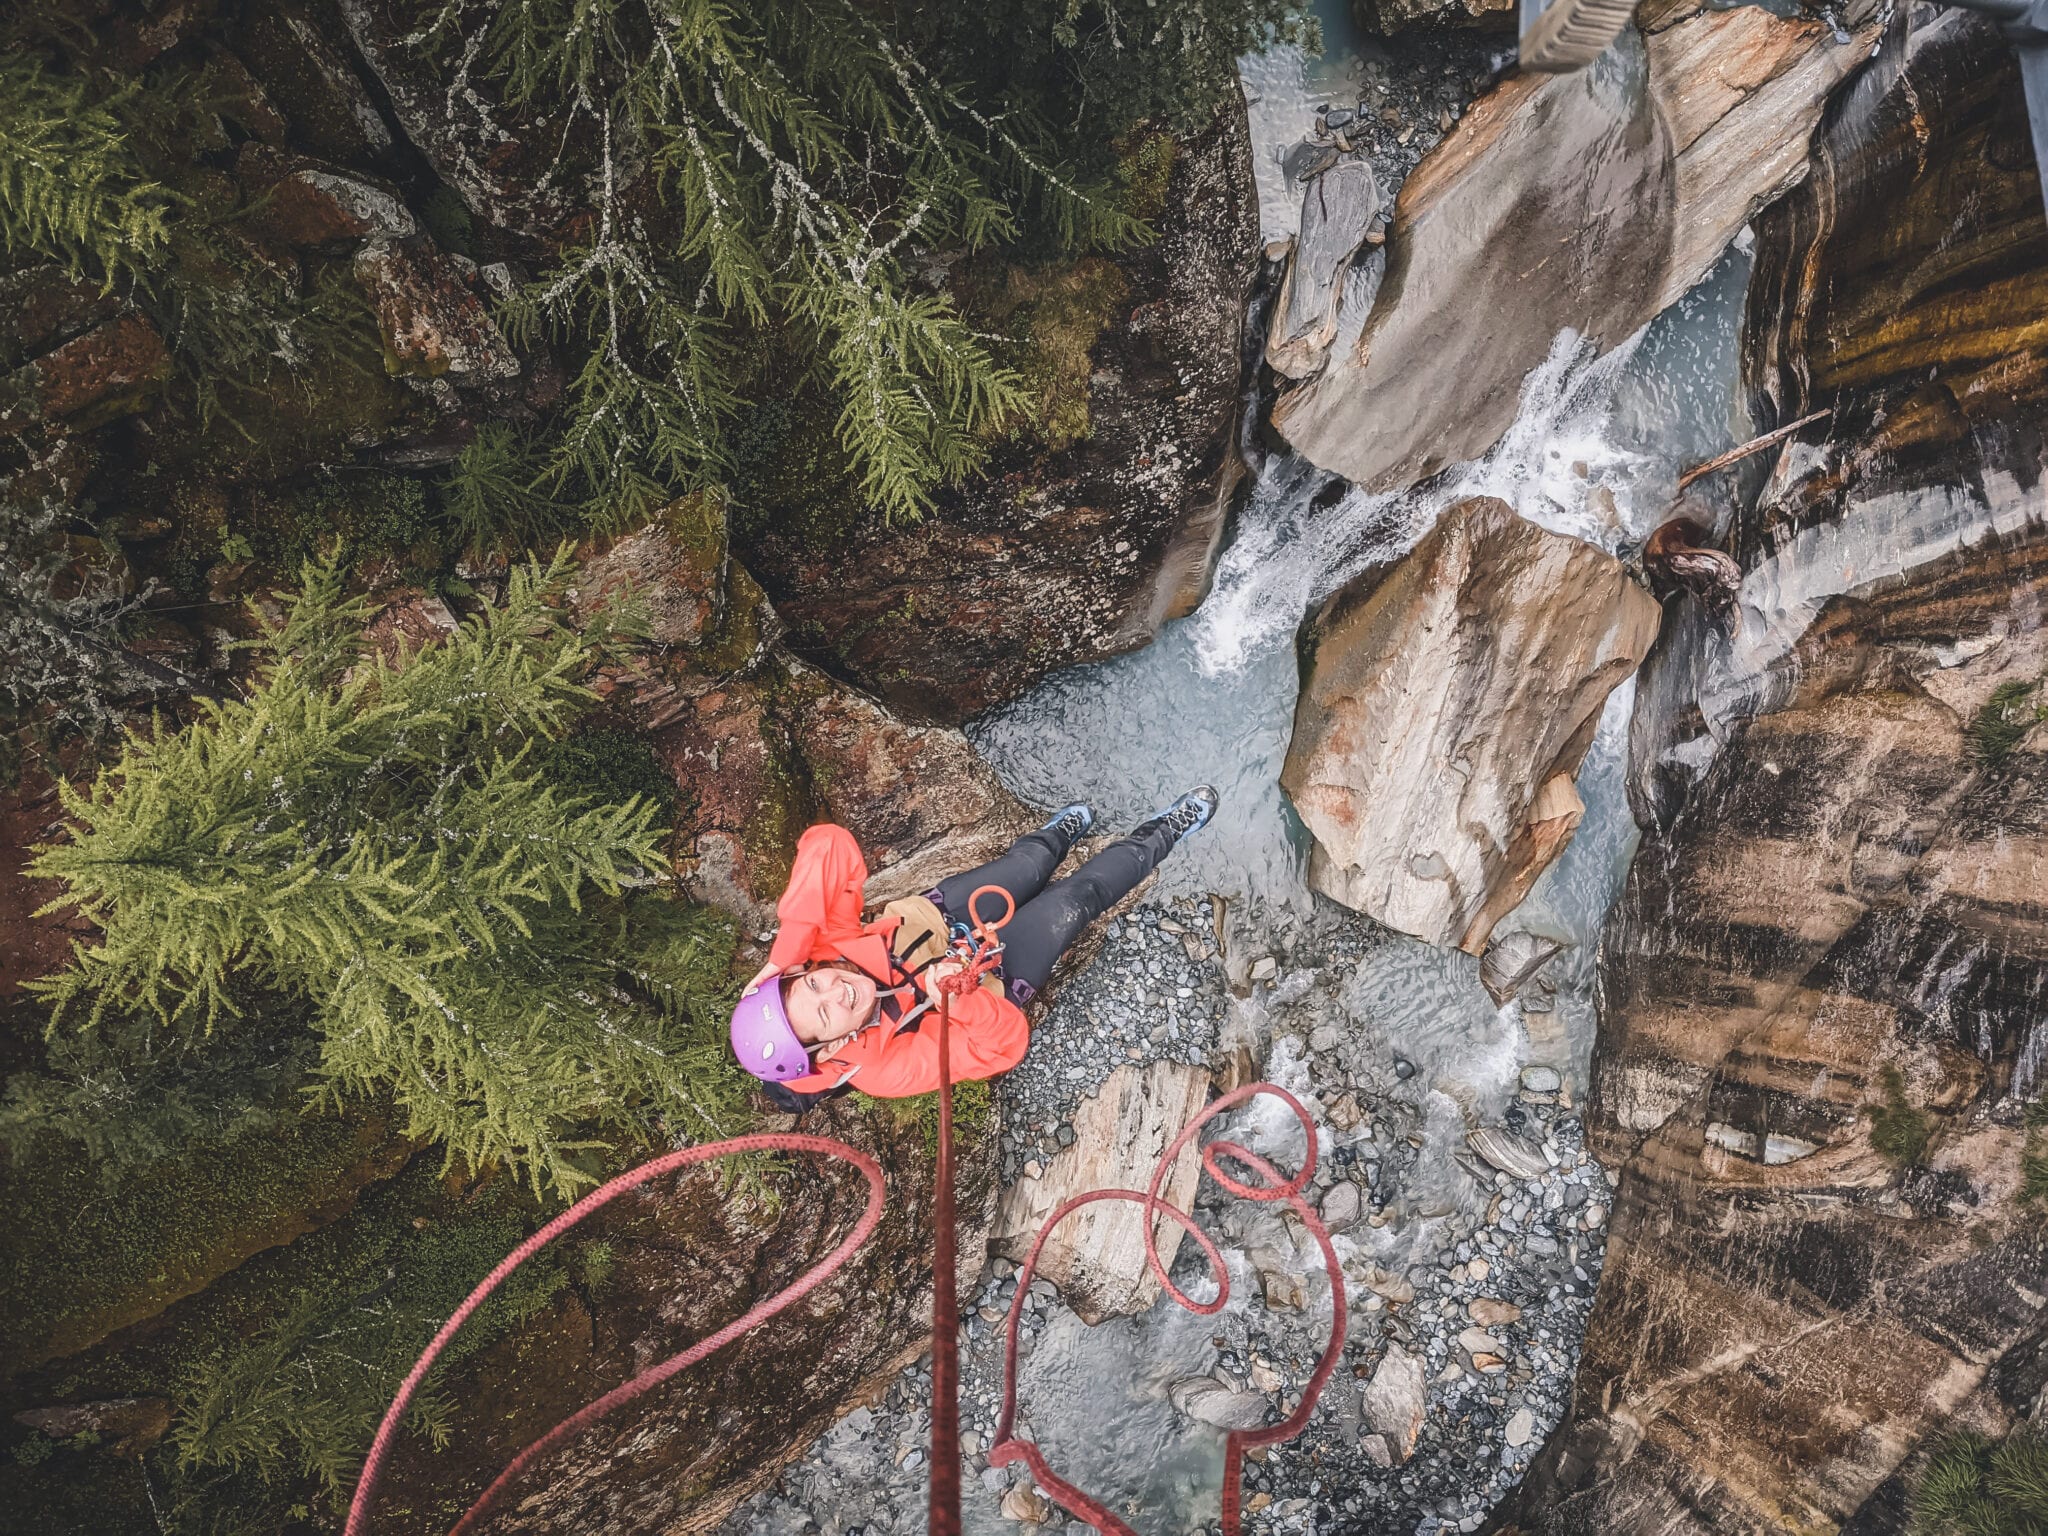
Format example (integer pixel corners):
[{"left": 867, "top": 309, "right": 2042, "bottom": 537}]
[{"left": 718, "top": 899, "right": 1610, "bottom": 1536}]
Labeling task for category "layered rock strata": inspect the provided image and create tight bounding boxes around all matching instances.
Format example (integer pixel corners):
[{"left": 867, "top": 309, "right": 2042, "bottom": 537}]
[{"left": 1506, "top": 16, "right": 2048, "bottom": 1533}]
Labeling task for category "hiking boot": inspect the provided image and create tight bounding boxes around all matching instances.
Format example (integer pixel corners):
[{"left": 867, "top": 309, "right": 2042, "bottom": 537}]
[
  {"left": 1143, "top": 786, "right": 1219, "bottom": 843},
  {"left": 1039, "top": 802, "right": 1095, "bottom": 843}
]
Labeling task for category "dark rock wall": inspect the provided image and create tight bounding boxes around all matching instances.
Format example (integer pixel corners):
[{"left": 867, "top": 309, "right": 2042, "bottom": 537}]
[
  {"left": 368, "top": 1102, "right": 996, "bottom": 1535},
  {"left": 1502, "top": 13, "right": 2048, "bottom": 1533},
  {"left": 741, "top": 98, "right": 1260, "bottom": 725}
]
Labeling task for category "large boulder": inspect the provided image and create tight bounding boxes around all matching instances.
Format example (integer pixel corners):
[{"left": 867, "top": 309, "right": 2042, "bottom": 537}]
[
  {"left": 742, "top": 99, "right": 1259, "bottom": 724},
  {"left": 1271, "top": 1, "right": 1880, "bottom": 491},
  {"left": 1507, "top": 17, "right": 2048, "bottom": 1534},
  {"left": 1266, "top": 157, "right": 1380, "bottom": 379},
  {"left": 992, "top": 1061, "right": 1213, "bottom": 1323},
  {"left": 1280, "top": 497, "right": 1659, "bottom": 952}
]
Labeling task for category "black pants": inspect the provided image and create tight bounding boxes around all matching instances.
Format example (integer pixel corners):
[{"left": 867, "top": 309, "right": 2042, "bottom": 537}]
[{"left": 930, "top": 817, "right": 1178, "bottom": 1005}]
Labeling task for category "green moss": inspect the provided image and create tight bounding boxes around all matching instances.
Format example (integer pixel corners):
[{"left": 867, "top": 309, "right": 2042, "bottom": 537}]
[
  {"left": 539, "top": 726, "right": 678, "bottom": 822},
  {"left": 236, "top": 469, "right": 441, "bottom": 574},
  {"left": 0, "top": 1094, "right": 408, "bottom": 1376},
  {"left": 2022, "top": 1101, "right": 2048, "bottom": 1205},
  {"left": 855, "top": 1076, "right": 992, "bottom": 1158},
  {"left": 1967, "top": 680, "right": 2045, "bottom": 767},
  {"left": 1114, "top": 130, "right": 1179, "bottom": 225},
  {"left": 1871, "top": 1065, "right": 1932, "bottom": 1168},
  {"left": 958, "top": 255, "right": 1129, "bottom": 454}
]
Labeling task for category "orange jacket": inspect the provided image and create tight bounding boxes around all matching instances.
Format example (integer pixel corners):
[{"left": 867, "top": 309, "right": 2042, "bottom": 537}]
[{"left": 767, "top": 824, "right": 1030, "bottom": 1098}]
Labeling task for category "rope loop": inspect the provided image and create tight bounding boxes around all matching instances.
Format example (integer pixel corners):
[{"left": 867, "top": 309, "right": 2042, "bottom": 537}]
[{"left": 988, "top": 1082, "right": 1348, "bottom": 1536}]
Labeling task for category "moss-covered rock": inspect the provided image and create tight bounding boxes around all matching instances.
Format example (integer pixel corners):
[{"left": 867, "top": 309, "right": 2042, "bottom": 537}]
[{"left": 0, "top": 1100, "right": 411, "bottom": 1377}]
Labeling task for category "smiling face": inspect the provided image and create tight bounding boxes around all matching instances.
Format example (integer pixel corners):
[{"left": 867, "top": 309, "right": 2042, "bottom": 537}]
[{"left": 782, "top": 964, "right": 879, "bottom": 1047}]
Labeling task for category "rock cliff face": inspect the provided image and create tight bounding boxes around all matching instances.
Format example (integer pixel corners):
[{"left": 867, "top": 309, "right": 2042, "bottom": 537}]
[
  {"left": 1281, "top": 497, "right": 1658, "bottom": 952},
  {"left": 743, "top": 99, "right": 1260, "bottom": 724},
  {"left": 1504, "top": 15, "right": 2048, "bottom": 1532}
]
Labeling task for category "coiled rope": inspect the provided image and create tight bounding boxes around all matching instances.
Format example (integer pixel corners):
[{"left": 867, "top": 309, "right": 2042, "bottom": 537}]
[
  {"left": 342, "top": 1134, "right": 886, "bottom": 1536},
  {"left": 988, "top": 1082, "right": 1347, "bottom": 1535}
]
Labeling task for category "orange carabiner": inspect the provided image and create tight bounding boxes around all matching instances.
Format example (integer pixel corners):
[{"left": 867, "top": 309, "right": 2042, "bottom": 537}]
[{"left": 963, "top": 882, "right": 1015, "bottom": 944}]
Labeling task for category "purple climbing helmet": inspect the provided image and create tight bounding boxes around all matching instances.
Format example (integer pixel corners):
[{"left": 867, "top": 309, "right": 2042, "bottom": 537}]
[{"left": 730, "top": 978, "right": 811, "bottom": 1082}]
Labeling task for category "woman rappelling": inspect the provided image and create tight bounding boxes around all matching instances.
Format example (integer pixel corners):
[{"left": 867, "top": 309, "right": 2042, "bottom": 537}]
[{"left": 729, "top": 790, "right": 1220, "bottom": 1109}]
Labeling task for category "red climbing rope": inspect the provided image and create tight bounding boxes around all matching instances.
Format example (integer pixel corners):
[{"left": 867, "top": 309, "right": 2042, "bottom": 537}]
[
  {"left": 342, "top": 1134, "right": 886, "bottom": 1536},
  {"left": 347, "top": 892, "right": 1342, "bottom": 1536},
  {"left": 986, "top": 1082, "right": 1348, "bottom": 1536},
  {"left": 928, "top": 884, "right": 1016, "bottom": 1536}
]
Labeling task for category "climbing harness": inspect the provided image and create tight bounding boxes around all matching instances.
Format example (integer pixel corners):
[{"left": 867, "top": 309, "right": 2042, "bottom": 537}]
[{"left": 347, "top": 886, "right": 1344, "bottom": 1536}]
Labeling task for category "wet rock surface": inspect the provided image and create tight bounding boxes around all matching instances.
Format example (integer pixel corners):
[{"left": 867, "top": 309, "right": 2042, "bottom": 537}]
[
  {"left": 1272, "top": 1, "right": 1879, "bottom": 492},
  {"left": 1282, "top": 497, "right": 1658, "bottom": 952},
  {"left": 1505, "top": 15, "right": 2048, "bottom": 1534}
]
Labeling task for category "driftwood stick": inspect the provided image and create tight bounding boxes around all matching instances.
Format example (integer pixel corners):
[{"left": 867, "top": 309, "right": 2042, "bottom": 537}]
[{"left": 1675, "top": 408, "right": 1832, "bottom": 492}]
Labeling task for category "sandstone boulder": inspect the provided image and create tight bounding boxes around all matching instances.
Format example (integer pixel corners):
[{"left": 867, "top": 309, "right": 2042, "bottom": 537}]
[
  {"left": 993, "top": 1062, "right": 1213, "bottom": 1323},
  {"left": 1270, "top": 30, "right": 1672, "bottom": 490},
  {"left": 1281, "top": 497, "right": 1659, "bottom": 951}
]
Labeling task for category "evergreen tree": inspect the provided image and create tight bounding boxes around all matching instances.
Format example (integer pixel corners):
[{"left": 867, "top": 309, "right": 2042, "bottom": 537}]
[
  {"left": 30, "top": 552, "right": 743, "bottom": 1197},
  {"left": 426, "top": 0, "right": 1158, "bottom": 528},
  {"left": 0, "top": 52, "right": 171, "bottom": 284}
]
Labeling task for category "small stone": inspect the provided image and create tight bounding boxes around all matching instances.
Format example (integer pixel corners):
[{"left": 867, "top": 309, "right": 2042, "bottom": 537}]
[
  {"left": 1471, "top": 1352, "right": 1508, "bottom": 1374},
  {"left": 1505, "top": 1407, "right": 1536, "bottom": 1448},
  {"left": 1251, "top": 956, "right": 1279, "bottom": 982},
  {"left": 1393, "top": 1056, "right": 1418, "bottom": 1081},
  {"left": 1321, "top": 1180, "right": 1363, "bottom": 1233},
  {"left": 1518, "top": 1065, "right": 1563, "bottom": 1094},
  {"left": 1248, "top": 1357, "right": 1284, "bottom": 1394},
  {"left": 1263, "top": 1269, "right": 1308, "bottom": 1311},
  {"left": 1468, "top": 1297, "right": 1521, "bottom": 1328},
  {"left": 1001, "top": 1483, "right": 1053, "bottom": 1524},
  {"left": 1458, "top": 1326, "right": 1503, "bottom": 1356}
]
